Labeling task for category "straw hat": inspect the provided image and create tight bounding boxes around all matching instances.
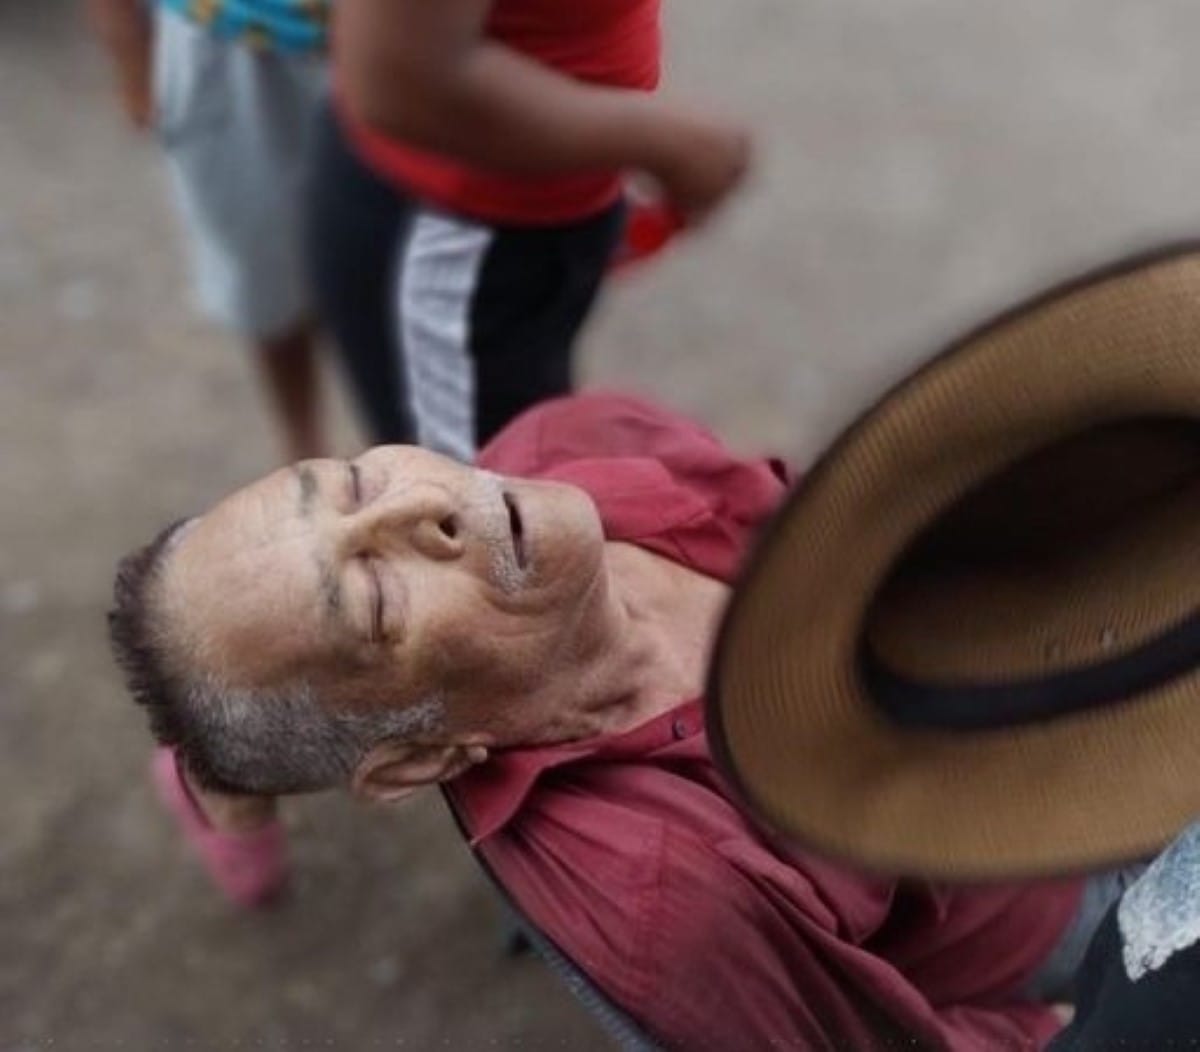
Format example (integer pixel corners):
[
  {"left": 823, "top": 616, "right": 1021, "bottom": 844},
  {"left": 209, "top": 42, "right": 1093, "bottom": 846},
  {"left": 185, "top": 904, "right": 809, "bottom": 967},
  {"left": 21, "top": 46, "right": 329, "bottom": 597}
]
[{"left": 708, "top": 245, "right": 1200, "bottom": 880}]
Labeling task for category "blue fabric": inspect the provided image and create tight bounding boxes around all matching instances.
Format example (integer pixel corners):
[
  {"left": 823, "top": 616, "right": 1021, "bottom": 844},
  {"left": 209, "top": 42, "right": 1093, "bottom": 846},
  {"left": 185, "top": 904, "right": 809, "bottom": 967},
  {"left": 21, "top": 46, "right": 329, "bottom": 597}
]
[{"left": 157, "top": 0, "right": 328, "bottom": 53}]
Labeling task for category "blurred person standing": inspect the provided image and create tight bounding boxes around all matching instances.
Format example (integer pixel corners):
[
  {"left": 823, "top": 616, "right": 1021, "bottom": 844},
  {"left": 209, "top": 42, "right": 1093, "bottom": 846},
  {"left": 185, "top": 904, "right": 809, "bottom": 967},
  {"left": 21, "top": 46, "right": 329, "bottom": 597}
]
[
  {"left": 88, "top": 0, "right": 333, "bottom": 908},
  {"left": 309, "top": 0, "right": 751, "bottom": 455},
  {"left": 87, "top": 0, "right": 329, "bottom": 463}
]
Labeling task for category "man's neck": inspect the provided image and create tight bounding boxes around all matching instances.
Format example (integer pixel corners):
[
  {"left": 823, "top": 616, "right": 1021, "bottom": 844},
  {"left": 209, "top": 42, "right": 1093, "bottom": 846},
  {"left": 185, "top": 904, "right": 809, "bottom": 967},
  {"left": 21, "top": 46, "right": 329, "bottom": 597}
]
[{"left": 525, "top": 542, "right": 731, "bottom": 744}]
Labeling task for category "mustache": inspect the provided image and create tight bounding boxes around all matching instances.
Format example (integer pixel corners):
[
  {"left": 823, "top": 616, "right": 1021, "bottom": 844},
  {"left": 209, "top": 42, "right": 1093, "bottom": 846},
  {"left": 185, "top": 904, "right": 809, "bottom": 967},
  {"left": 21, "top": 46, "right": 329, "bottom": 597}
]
[{"left": 474, "top": 470, "right": 525, "bottom": 594}]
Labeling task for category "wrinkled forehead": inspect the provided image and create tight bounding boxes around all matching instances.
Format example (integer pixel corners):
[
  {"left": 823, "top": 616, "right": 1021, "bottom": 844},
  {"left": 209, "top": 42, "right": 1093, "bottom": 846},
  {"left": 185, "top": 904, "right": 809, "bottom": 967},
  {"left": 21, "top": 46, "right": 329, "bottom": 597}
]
[
  {"left": 160, "top": 467, "right": 299, "bottom": 598},
  {"left": 152, "top": 466, "right": 315, "bottom": 682}
]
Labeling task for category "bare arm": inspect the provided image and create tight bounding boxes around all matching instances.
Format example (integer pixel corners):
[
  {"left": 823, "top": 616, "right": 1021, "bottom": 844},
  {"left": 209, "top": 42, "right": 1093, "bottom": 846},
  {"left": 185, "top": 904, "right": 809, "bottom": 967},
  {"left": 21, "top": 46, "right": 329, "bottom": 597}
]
[
  {"left": 335, "top": 0, "right": 750, "bottom": 223},
  {"left": 85, "top": 0, "right": 153, "bottom": 129}
]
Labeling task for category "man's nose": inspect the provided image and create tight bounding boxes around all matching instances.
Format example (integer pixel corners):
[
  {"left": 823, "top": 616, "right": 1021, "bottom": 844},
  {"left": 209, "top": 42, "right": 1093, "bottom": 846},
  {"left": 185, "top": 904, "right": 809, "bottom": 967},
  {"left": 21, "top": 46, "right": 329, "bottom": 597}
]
[{"left": 343, "top": 486, "right": 464, "bottom": 561}]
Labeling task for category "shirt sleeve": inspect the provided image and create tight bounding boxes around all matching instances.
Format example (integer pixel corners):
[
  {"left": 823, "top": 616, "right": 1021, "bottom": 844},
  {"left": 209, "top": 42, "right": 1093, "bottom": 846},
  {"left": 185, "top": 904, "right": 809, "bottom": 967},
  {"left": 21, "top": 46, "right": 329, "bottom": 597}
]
[
  {"left": 636, "top": 828, "right": 1059, "bottom": 1052},
  {"left": 483, "top": 794, "right": 1057, "bottom": 1051}
]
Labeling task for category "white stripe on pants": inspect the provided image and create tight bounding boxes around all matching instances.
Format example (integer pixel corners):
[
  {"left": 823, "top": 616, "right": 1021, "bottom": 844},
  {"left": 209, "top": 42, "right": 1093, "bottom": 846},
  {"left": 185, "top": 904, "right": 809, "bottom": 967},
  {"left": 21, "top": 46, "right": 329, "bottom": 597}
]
[{"left": 395, "top": 211, "right": 494, "bottom": 462}]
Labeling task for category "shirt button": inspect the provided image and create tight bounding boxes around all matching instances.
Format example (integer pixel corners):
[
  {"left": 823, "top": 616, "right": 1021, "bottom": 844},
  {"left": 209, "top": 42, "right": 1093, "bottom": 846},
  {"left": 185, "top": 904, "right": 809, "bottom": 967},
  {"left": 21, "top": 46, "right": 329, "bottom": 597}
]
[{"left": 671, "top": 717, "right": 690, "bottom": 740}]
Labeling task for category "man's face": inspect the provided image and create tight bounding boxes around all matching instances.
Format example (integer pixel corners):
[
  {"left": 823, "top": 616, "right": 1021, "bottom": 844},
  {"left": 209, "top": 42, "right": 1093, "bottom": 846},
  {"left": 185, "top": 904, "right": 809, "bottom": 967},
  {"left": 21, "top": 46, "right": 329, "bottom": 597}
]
[{"left": 159, "top": 447, "right": 607, "bottom": 736}]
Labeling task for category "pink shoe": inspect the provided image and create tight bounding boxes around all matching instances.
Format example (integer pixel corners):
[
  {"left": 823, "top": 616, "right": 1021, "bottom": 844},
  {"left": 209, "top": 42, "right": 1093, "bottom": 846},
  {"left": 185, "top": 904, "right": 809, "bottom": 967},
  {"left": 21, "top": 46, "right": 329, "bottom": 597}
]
[{"left": 151, "top": 747, "right": 289, "bottom": 908}]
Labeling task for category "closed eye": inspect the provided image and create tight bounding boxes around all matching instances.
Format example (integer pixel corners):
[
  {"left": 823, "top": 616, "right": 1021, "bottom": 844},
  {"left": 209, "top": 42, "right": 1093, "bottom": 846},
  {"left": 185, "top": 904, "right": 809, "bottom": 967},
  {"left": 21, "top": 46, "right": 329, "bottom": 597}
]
[
  {"left": 349, "top": 462, "right": 362, "bottom": 506},
  {"left": 364, "top": 557, "right": 385, "bottom": 642}
]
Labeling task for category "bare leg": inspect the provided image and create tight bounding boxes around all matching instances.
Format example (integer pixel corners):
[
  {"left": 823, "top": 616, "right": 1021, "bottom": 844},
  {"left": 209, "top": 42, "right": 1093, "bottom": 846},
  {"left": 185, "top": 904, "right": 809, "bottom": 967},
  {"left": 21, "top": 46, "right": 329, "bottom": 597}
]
[
  {"left": 152, "top": 747, "right": 287, "bottom": 907},
  {"left": 253, "top": 320, "right": 324, "bottom": 463}
]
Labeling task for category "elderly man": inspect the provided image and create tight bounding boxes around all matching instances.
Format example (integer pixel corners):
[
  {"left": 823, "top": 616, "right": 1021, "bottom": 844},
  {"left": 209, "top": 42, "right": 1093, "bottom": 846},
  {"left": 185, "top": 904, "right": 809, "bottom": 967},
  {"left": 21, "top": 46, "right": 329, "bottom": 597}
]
[{"left": 111, "top": 391, "right": 1087, "bottom": 1050}]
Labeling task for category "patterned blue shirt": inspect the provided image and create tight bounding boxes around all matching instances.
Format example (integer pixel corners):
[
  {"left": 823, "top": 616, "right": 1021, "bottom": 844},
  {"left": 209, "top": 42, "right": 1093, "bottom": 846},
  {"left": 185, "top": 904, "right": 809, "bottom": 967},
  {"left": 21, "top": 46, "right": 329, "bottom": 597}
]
[{"left": 158, "top": 0, "right": 329, "bottom": 53}]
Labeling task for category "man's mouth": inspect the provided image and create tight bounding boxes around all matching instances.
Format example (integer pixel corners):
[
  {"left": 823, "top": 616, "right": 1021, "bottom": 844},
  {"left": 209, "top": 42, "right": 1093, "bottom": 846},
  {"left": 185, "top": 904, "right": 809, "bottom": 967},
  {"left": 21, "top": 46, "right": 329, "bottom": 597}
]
[{"left": 503, "top": 491, "right": 527, "bottom": 570}]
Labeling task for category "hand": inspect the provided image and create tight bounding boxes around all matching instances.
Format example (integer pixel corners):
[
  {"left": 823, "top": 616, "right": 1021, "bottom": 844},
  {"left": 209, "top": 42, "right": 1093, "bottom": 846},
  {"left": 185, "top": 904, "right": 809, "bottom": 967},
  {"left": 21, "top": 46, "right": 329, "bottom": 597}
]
[{"left": 645, "top": 111, "right": 752, "bottom": 228}]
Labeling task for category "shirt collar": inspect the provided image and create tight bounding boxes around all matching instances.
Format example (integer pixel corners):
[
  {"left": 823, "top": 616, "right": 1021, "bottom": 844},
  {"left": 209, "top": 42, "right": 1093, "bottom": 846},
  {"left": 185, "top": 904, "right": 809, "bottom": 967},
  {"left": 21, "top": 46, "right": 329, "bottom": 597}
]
[
  {"left": 539, "top": 456, "right": 713, "bottom": 543},
  {"left": 450, "top": 700, "right": 706, "bottom": 843}
]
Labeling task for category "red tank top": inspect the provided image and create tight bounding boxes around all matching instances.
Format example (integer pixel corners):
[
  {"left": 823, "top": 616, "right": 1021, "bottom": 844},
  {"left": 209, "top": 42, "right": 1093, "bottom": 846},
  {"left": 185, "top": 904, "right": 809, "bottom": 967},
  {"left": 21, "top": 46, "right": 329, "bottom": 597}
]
[{"left": 342, "top": 0, "right": 662, "bottom": 225}]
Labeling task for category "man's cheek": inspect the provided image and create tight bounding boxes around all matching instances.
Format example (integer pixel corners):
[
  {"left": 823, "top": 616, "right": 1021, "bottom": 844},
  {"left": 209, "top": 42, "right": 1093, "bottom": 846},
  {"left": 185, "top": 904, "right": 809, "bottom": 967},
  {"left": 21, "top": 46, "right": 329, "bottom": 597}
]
[{"left": 431, "top": 616, "right": 542, "bottom": 693}]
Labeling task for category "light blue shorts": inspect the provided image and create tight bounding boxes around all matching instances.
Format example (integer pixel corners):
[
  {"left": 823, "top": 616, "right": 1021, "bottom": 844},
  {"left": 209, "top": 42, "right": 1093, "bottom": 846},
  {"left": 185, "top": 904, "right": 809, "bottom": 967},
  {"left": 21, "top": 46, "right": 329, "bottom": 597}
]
[{"left": 153, "top": 7, "right": 327, "bottom": 338}]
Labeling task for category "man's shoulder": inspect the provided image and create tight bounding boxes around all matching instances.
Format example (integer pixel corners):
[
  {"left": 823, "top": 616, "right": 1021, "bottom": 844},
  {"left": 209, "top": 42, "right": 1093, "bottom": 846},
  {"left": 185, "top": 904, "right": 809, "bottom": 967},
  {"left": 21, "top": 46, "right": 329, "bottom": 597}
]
[
  {"left": 476, "top": 759, "right": 766, "bottom": 1011},
  {"left": 475, "top": 745, "right": 813, "bottom": 930},
  {"left": 476, "top": 763, "right": 876, "bottom": 1050}
]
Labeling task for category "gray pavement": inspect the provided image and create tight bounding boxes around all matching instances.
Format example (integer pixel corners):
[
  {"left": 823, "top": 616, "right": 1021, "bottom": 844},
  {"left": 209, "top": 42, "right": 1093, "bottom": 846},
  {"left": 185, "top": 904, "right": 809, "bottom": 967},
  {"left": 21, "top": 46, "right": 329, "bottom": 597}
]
[{"left": 5, "top": 0, "right": 1200, "bottom": 1047}]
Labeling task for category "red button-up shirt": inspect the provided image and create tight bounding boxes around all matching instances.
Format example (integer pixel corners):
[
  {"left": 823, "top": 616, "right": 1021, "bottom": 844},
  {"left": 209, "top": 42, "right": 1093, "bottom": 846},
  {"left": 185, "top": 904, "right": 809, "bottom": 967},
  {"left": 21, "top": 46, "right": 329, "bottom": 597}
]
[{"left": 453, "top": 392, "right": 1083, "bottom": 1050}]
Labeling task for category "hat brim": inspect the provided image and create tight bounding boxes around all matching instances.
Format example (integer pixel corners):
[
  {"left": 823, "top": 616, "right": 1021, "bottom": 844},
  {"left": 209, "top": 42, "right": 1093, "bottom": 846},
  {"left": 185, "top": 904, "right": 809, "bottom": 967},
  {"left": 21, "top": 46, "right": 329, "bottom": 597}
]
[{"left": 708, "top": 245, "right": 1200, "bottom": 880}]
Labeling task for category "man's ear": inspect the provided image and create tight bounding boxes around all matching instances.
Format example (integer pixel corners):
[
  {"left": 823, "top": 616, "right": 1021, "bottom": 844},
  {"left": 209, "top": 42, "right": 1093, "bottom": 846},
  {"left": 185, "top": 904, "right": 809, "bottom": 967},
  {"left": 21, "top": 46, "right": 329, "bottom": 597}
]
[{"left": 350, "top": 740, "right": 490, "bottom": 804}]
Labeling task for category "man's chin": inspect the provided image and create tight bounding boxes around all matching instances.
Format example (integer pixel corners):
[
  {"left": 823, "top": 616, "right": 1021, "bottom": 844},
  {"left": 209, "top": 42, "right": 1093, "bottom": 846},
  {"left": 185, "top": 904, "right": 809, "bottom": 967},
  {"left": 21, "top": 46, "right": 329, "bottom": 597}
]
[{"left": 518, "top": 477, "right": 601, "bottom": 531}]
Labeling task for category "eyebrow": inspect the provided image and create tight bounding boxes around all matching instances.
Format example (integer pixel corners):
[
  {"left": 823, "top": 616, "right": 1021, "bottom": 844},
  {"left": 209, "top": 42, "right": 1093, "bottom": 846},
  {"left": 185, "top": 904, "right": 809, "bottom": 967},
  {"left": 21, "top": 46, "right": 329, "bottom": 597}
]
[
  {"left": 293, "top": 464, "right": 344, "bottom": 620},
  {"left": 319, "top": 559, "right": 342, "bottom": 619},
  {"left": 294, "top": 464, "right": 318, "bottom": 517}
]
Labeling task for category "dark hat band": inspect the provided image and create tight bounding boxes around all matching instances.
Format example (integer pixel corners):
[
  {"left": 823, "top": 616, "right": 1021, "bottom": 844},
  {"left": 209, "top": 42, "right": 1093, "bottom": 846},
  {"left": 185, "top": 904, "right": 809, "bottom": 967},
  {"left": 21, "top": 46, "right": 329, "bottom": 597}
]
[{"left": 861, "top": 606, "right": 1200, "bottom": 732}]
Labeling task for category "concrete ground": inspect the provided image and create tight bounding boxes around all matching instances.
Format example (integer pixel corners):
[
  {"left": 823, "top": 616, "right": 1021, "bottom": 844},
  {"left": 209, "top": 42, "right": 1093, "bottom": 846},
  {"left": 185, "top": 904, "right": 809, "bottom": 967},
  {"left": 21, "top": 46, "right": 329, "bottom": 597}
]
[{"left": 5, "top": 0, "right": 1200, "bottom": 1048}]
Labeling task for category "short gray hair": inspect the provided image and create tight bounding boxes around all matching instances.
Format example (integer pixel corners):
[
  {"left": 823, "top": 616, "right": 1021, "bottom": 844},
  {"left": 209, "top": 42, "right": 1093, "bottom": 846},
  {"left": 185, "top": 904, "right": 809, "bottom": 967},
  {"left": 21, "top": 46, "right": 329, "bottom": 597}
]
[
  {"left": 109, "top": 519, "right": 446, "bottom": 796},
  {"left": 177, "top": 676, "right": 446, "bottom": 795}
]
